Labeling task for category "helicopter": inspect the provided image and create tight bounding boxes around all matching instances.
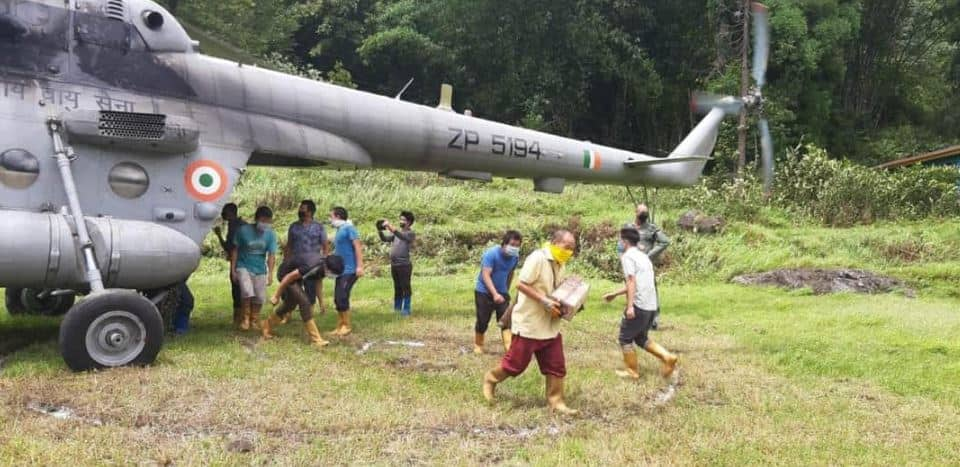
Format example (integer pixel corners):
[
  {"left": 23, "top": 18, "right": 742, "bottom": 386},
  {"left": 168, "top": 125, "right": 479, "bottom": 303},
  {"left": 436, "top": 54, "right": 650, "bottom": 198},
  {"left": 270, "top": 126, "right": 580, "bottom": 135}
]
[{"left": 0, "top": 0, "right": 772, "bottom": 371}]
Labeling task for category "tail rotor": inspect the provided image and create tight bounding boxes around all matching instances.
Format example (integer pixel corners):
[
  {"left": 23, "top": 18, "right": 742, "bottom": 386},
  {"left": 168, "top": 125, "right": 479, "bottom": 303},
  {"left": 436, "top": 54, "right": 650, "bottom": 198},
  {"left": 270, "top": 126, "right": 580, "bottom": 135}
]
[{"left": 691, "top": 2, "right": 774, "bottom": 192}]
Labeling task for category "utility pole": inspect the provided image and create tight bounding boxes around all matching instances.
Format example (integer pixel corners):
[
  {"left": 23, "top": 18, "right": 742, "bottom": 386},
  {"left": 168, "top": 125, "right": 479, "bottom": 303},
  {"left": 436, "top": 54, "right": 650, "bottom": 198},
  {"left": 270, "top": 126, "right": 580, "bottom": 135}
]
[{"left": 737, "top": 0, "right": 750, "bottom": 174}]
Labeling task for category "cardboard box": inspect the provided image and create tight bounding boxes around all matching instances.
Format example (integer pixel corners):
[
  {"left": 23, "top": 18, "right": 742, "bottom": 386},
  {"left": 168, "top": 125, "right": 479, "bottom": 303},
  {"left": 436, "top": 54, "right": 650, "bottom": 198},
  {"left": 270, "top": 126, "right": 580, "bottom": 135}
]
[{"left": 550, "top": 276, "right": 590, "bottom": 321}]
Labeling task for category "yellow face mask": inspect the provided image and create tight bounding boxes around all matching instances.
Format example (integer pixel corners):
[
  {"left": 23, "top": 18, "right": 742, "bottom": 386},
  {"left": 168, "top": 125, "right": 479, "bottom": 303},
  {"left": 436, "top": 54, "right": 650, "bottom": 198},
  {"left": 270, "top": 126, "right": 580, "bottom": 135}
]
[{"left": 546, "top": 243, "right": 574, "bottom": 265}]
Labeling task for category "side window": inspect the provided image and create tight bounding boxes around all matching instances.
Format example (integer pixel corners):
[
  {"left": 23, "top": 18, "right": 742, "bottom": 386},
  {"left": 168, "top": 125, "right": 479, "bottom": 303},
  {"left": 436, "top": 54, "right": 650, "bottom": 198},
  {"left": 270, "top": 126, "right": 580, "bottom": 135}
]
[{"left": 0, "top": 3, "right": 69, "bottom": 74}]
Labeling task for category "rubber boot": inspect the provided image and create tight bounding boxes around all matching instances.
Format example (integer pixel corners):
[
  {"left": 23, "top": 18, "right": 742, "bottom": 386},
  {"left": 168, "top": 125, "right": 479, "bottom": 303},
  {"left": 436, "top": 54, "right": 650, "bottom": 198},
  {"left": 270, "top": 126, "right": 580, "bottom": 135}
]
[
  {"left": 329, "top": 312, "right": 344, "bottom": 336},
  {"left": 644, "top": 340, "right": 678, "bottom": 378},
  {"left": 248, "top": 305, "right": 261, "bottom": 331},
  {"left": 401, "top": 297, "right": 411, "bottom": 317},
  {"left": 337, "top": 311, "right": 353, "bottom": 336},
  {"left": 545, "top": 375, "right": 579, "bottom": 415},
  {"left": 261, "top": 314, "right": 283, "bottom": 340},
  {"left": 615, "top": 349, "right": 641, "bottom": 380},
  {"left": 500, "top": 329, "right": 513, "bottom": 353},
  {"left": 233, "top": 307, "right": 243, "bottom": 328},
  {"left": 304, "top": 319, "right": 329, "bottom": 348},
  {"left": 482, "top": 367, "right": 510, "bottom": 403},
  {"left": 474, "top": 333, "right": 485, "bottom": 355},
  {"left": 239, "top": 302, "right": 251, "bottom": 331},
  {"left": 394, "top": 297, "right": 402, "bottom": 312}
]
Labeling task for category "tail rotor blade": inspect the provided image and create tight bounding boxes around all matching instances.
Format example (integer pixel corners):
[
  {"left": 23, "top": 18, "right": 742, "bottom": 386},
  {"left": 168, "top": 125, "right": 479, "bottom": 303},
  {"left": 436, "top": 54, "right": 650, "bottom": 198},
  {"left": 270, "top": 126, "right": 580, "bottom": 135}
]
[
  {"left": 751, "top": 2, "right": 770, "bottom": 88},
  {"left": 759, "top": 118, "right": 774, "bottom": 192}
]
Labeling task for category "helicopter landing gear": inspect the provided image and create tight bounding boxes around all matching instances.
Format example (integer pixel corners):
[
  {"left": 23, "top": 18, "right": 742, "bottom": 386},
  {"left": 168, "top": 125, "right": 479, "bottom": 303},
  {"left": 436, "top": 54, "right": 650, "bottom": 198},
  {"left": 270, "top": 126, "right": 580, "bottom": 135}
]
[
  {"left": 4, "top": 288, "right": 76, "bottom": 316},
  {"left": 58, "top": 290, "right": 164, "bottom": 371},
  {"left": 47, "top": 118, "right": 166, "bottom": 371}
]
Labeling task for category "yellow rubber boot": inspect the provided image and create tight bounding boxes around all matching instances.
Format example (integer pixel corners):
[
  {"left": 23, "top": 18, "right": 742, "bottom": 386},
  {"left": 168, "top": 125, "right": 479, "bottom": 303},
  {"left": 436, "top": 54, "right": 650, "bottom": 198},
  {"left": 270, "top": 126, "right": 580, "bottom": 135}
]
[
  {"left": 239, "top": 302, "right": 251, "bottom": 331},
  {"left": 232, "top": 307, "right": 243, "bottom": 328},
  {"left": 482, "top": 367, "right": 510, "bottom": 403},
  {"left": 545, "top": 375, "right": 579, "bottom": 416},
  {"left": 500, "top": 329, "right": 513, "bottom": 353},
  {"left": 615, "top": 349, "right": 641, "bottom": 380},
  {"left": 261, "top": 314, "right": 283, "bottom": 340},
  {"left": 338, "top": 311, "right": 353, "bottom": 336},
  {"left": 473, "top": 333, "right": 485, "bottom": 355},
  {"left": 304, "top": 320, "right": 329, "bottom": 348},
  {"left": 329, "top": 312, "right": 344, "bottom": 336},
  {"left": 644, "top": 341, "right": 679, "bottom": 378},
  {"left": 248, "top": 305, "right": 261, "bottom": 331}
]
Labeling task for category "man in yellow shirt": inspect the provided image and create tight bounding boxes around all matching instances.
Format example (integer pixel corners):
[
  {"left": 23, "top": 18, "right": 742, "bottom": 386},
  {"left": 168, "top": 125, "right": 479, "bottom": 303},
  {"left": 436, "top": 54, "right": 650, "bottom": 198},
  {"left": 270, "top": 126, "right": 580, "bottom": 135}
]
[{"left": 482, "top": 230, "right": 579, "bottom": 415}]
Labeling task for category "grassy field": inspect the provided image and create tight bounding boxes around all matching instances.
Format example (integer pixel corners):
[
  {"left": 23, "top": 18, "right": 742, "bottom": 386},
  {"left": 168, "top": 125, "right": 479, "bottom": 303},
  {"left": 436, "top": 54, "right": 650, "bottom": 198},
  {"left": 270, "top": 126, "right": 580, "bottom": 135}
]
[{"left": 2, "top": 168, "right": 959, "bottom": 464}]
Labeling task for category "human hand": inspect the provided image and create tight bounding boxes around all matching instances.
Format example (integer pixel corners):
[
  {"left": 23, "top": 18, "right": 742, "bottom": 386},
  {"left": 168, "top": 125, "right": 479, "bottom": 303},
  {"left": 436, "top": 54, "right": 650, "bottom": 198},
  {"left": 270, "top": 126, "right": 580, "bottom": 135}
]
[
  {"left": 603, "top": 292, "right": 617, "bottom": 303},
  {"left": 625, "top": 307, "right": 636, "bottom": 319},
  {"left": 356, "top": 266, "right": 364, "bottom": 277},
  {"left": 493, "top": 293, "right": 506, "bottom": 304},
  {"left": 270, "top": 295, "right": 280, "bottom": 306}
]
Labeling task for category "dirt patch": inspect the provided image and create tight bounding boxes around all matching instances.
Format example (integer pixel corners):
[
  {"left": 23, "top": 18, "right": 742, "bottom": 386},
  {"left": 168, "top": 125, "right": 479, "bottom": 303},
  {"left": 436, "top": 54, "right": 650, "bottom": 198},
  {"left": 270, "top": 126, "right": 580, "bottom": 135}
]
[
  {"left": 386, "top": 356, "right": 458, "bottom": 373},
  {"left": 732, "top": 268, "right": 914, "bottom": 296}
]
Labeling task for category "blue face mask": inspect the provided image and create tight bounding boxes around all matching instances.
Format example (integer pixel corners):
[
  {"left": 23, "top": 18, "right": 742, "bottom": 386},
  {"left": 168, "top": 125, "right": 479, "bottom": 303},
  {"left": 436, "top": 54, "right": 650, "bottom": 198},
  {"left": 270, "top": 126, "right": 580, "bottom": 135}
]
[
  {"left": 504, "top": 245, "right": 521, "bottom": 257},
  {"left": 616, "top": 241, "right": 625, "bottom": 255}
]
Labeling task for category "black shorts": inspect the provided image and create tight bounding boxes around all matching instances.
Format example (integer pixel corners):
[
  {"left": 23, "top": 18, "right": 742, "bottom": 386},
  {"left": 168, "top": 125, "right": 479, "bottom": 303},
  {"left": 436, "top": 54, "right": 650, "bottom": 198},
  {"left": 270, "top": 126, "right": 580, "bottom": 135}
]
[
  {"left": 618, "top": 306, "right": 657, "bottom": 347},
  {"left": 334, "top": 274, "right": 358, "bottom": 312},
  {"left": 475, "top": 291, "right": 510, "bottom": 334}
]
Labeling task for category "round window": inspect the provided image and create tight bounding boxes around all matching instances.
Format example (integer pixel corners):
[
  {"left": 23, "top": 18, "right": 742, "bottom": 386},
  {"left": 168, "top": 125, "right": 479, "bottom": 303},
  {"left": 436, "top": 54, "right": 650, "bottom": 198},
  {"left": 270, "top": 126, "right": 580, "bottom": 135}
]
[
  {"left": 108, "top": 162, "right": 150, "bottom": 199},
  {"left": 0, "top": 148, "right": 40, "bottom": 189}
]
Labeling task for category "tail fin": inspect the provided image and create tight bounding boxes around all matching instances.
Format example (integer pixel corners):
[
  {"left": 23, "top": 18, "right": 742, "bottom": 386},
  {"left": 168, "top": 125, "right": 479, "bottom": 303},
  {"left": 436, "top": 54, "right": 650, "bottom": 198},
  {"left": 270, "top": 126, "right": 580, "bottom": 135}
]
[{"left": 669, "top": 107, "right": 725, "bottom": 159}]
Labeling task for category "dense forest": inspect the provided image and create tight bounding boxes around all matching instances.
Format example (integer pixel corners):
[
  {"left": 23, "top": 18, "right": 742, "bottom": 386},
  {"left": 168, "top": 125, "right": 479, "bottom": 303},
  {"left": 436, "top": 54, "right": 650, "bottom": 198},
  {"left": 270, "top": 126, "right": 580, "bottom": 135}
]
[{"left": 162, "top": 0, "right": 959, "bottom": 167}]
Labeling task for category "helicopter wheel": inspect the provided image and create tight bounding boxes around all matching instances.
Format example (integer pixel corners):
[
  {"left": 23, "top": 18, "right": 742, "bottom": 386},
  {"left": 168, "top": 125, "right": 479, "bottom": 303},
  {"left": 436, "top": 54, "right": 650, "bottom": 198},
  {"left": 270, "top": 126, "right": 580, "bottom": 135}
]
[
  {"left": 5, "top": 288, "right": 76, "bottom": 316},
  {"left": 59, "top": 291, "right": 164, "bottom": 372}
]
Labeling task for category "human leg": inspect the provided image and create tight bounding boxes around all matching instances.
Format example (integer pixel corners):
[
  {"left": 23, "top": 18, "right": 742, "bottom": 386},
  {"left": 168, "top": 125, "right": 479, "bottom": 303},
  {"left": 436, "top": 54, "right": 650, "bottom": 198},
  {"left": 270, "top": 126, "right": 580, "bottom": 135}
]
[{"left": 474, "top": 291, "right": 495, "bottom": 354}]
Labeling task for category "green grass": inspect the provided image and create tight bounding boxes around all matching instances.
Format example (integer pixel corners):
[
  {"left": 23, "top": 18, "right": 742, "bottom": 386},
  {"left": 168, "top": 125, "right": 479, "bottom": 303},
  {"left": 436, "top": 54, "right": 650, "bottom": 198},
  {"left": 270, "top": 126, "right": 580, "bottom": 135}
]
[
  {"left": 2, "top": 167, "right": 960, "bottom": 464},
  {"left": 1, "top": 271, "right": 959, "bottom": 464}
]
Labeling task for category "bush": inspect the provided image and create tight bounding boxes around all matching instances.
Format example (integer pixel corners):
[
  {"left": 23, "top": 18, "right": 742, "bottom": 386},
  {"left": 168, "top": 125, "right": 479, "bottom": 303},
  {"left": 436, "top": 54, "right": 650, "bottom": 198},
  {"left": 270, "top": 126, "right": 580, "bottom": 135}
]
[{"left": 775, "top": 145, "right": 960, "bottom": 225}]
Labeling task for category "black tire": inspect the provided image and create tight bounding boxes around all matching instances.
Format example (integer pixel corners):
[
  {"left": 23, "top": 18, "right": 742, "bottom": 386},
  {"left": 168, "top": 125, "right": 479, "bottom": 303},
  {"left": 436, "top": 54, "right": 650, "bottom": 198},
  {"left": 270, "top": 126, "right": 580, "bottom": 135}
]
[
  {"left": 4, "top": 288, "right": 27, "bottom": 315},
  {"left": 4, "top": 288, "right": 75, "bottom": 316},
  {"left": 58, "top": 291, "right": 164, "bottom": 372}
]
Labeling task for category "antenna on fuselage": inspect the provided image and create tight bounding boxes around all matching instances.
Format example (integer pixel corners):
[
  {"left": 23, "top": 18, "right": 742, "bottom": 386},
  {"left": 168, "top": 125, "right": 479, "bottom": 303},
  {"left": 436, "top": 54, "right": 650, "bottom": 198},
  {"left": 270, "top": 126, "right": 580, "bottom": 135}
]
[
  {"left": 395, "top": 77, "right": 415, "bottom": 100},
  {"left": 437, "top": 84, "right": 454, "bottom": 112}
]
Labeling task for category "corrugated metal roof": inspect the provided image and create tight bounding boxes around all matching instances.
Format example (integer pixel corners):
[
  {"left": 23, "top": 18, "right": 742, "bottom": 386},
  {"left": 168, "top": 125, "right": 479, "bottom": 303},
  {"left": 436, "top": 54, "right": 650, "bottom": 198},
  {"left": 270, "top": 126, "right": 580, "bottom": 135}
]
[{"left": 875, "top": 145, "right": 960, "bottom": 169}]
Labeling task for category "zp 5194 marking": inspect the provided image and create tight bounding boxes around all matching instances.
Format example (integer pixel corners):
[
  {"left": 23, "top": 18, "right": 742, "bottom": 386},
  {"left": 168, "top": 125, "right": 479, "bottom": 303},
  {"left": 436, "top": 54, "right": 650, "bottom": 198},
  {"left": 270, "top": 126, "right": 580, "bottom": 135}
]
[{"left": 448, "top": 127, "right": 543, "bottom": 159}]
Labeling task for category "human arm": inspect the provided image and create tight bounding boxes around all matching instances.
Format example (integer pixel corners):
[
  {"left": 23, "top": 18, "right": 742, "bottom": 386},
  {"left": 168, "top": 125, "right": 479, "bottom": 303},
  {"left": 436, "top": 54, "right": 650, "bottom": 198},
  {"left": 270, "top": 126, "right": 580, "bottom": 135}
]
[
  {"left": 648, "top": 229, "right": 670, "bottom": 260},
  {"left": 624, "top": 275, "right": 637, "bottom": 319},
  {"left": 481, "top": 267, "right": 505, "bottom": 304},
  {"left": 229, "top": 248, "right": 238, "bottom": 281},
  {"left": 603, "top": 287, "right": 627, "bottom": 303},
  {"left": 267, "top": 254, "right": 276, "bottom": 286},
  {"left": 517, "top": 282, "right": 562, "bottom": 318},
  {"left": 353, "top": 239, "right": 365, "bottom": 277},
  {"left": 270, "top": 270, "right": 303, "bottom": 305}
]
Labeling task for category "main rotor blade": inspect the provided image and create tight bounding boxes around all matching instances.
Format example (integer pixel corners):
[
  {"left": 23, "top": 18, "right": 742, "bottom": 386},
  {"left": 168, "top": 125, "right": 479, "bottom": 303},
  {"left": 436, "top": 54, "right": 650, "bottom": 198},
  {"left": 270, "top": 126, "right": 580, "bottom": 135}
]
[
  {"left": 691, "top": 92, "right": 744, "bottom": 115},
  {"left": 751, "top": 2, "right": 770, "bottom": 88},
  {"left": 759, "top": 117, "right": 774, "bottom": 193}
]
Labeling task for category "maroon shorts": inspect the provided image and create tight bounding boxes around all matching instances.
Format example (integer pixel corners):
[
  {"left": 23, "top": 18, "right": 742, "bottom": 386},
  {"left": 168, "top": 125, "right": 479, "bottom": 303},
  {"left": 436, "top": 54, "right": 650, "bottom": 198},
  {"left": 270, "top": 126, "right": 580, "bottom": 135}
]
[{"left": 500, "top": 334, "right": 566, "bottom": 378}]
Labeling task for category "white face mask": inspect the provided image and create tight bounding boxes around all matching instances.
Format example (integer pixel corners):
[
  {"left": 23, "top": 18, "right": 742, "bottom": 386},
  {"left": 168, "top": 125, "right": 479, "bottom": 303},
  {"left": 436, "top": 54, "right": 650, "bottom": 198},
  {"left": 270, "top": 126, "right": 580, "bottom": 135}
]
[
  {"left": 504, "top": 245, "right": 521, "bottom": 257},
  {"left": 331, "top": 219, "right": 346, "bottom": 228}
]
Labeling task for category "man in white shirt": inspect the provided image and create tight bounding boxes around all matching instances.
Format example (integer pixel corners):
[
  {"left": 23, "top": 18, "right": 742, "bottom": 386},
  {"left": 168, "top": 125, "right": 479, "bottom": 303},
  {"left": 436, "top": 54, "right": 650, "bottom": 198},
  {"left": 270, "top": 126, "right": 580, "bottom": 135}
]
[{"left": 604, "top": 228, "right": 678, "bottom": 380}]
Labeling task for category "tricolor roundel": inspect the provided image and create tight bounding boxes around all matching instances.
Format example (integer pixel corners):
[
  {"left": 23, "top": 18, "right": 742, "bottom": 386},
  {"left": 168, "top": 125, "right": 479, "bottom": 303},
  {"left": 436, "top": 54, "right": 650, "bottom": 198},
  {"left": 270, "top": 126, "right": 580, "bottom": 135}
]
[
  {"left": 583, "top": 150, "right": 602, "bottom": 171},
  {"left": 184, "top": 160, "right": 228, "bottom": 202}
]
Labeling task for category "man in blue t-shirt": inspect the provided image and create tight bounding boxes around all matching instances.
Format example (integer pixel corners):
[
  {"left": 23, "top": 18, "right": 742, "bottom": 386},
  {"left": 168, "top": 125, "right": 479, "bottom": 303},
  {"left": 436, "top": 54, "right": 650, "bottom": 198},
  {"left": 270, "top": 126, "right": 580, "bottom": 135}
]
[
  {"left": 329, "top": 206, "right": 364, "bottom": 336},
  {"left": 473, "top": 230, "right": 523, "bottom": 354},
  {"left": 230, "top": 206, "right": 278, "bottom": 331}
]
